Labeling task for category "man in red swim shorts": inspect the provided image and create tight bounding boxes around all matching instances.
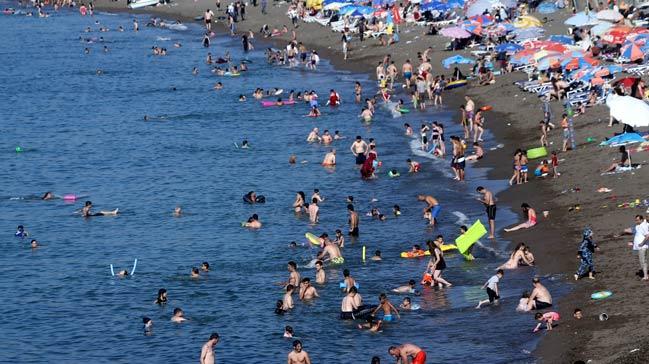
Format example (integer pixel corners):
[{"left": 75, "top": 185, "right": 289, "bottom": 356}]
[{"left": 389, "top": 343, "right": 426, "bottom": 364}]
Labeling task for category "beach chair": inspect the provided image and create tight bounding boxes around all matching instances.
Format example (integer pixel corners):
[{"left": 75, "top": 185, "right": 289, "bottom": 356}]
[{"left": 627, "top": 64, "right": 649, "bottom": 76}]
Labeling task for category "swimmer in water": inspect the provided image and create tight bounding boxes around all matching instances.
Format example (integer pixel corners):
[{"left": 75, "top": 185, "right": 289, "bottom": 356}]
[
  {"left": 284, "top": 326, "right": 294, "bottom": 338},
  {"left": 282, "top": 284, "right": 295, "bottom": 310},
  {"left": 400, "top": 297, "right": 413, "bottom": 310},
  {"left": 192, "top": 67, "right": 199, "bottom": 75},
  {"left": 307, "top": 128, "right": 320, "bottom": 143},
  {"left": 299, "top": 278, "right": 319, "bottom": 300},
  {"left": 322, "top": 149, "right": 336, "bottom": 166},
  {"left": 30, "top": 239, "right": 39, "bottom": 249},
  {"left": 393, "top": 205, "right": 401, "bottom": 216},
  {"left": 241, "top": 140, "right": 250, "bottom": 149},
  {"left": 191, "top": 267, "right": 200, "bottom": 278},
  {"left": 16, "top": 225, "right": 28, "bottom": 238},
  {"left": 155, "top": 289, "right": 168, "bottom": 304},
  {"left": 239, "top": 94, "right": 247, "bottom": 102},
  {"left": 404, "top": 123, "right": 413, "bottom": 136},
  {"left": 42, "top": 192, "right": 55, "bottom": 200},
  {"left": 143, "top": 317, "right": 153, "bottom": 335},
  {"left": 371, "top": 250, "right": 382, "bottom": 261},
  {"left": 357, "top": 315, "right": 382, "bottom": 332},
  {"left": 372, "top": 293, "right": 400, "bottom": 321},
  {"left": 360, "top": 107, "right": 373, "bottom": 122},
  {"left": 315, "top": 260, "right": 326, "bottom": 284},
  {"left": 308, "top": 106, "right": 321, "bottom": 117},
  {"left": 334, "top": 130, "right": 344, "bottom": 140},
  {"left": 117, "top": 270, "right": 129, "bottom": 277},
  {"left": 243, "top": 214, "right": 262, "bottom": 228},
  {"left": 173, "top": 206, "right": 182, "bottom": 217},
  {"left": 407, "top": 159, "right": 421, "bottom": 173},
  {"left": 289, "top": 154, "right": 297, "bottom": 164},
  {"left": 393, "top": 279, "right": 418, "bottom": 294},
  {"left": 171, "top": 308, "right": 187, "bottom": 323},
  {"left": 214, "top": 82, "right": 223, "bottom": 90},
  {"left": 81, "top": 201, "right": 118, "bottom": 217},
  {"left": 200, "top": 262, "right": 210, "bottom": 272}
]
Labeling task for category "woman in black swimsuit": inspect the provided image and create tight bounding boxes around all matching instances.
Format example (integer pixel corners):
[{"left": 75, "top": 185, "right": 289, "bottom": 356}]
[{"left": 427, "top": 237, "right": 452, "bottom": 288}]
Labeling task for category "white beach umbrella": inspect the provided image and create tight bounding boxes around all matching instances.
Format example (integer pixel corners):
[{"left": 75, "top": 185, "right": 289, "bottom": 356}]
[
  {"left": 606, "top": 93, "right": 649, "bottom": 128},
  {"left": 596, "top": 9, "right": 623, "bottom": 22}
]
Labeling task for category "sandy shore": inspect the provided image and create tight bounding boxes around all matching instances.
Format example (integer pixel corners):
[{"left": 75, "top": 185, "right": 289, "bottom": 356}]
[{"left": 91, "top": 1, "right": 649, "bottom": 362}]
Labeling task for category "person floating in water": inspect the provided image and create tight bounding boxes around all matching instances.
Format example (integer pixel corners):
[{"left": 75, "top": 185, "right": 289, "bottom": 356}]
[
  {"left": 15, "top": 225, "right": 28, "bottom": 238},
  {"left": 143, "top": 317, "right": 153, "bottom": 335},
  {"left": 82, "top": 201, "right": 118, "bottom": 217},
  {"left": 41, "top": 191, "right": 55, "bottom": 200}
]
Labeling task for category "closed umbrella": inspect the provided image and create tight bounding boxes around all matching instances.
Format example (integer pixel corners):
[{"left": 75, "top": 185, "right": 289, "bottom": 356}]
[
  {"left": 564, "top": 12, "right": 600, "bottom": 27},
  {"left": 440, "top": 26, "right": 472, "bottom": 38},
  {"left": 596, "top": 9, "right": 623, "bottom": 22},
  {"left": 606, "top": 93, "right": 649, "bottom": 128}
]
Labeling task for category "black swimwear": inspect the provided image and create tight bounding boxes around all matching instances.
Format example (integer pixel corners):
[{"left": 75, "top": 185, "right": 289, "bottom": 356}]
[
  {"left": 355, "top": 154, "right": 366, "bottom": 165},
  {"left": 349, "top": 227, "right": 359, "bottom": 237},
  {"left": 436, "top": 249, "right": 446, "bottom": 270},
  {"left": 534, "top": 300, "right": 552, "bottom": 310},
  {"left": 340, "top": 311, "right": 354, "bottom": 320},
  {"left": 486, "top": 205, "right": 497, "bottom": 220}
]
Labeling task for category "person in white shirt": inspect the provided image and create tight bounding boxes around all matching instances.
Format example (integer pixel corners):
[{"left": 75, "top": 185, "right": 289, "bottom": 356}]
[
  {"left": 632, "top": 215, "right": 649, "bottom": 280},
  {"left": 477, "top": 269, "right": 503, "bottom": 308}
]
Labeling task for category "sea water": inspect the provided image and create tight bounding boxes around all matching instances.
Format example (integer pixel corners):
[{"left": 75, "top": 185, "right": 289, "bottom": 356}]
[{"left": 0, "top": 5, "right": 567, "bottom": 362}]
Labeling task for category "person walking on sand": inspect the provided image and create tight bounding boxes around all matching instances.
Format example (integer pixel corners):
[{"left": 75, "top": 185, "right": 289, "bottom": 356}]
[
  {"left": 632, "top": 215, "right": 649, "bottom": 280},
  {"left": 288, "top": 340, "right": 311, "bottom": 364},
  {"left": 575, "top": 227, "right": 597, "bottom": 280},
  {"left": 388, "top": 343, "right": 426, "bottom": 364},
  {"left": 200, "top": 333, "right": 220, "bottom": 364},
  {"left": 476, "top": 186, "right": 496, "bottom": 239}
]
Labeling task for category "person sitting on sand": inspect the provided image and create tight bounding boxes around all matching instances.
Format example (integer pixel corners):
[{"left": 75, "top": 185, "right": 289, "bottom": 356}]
[
  {"left": 82, "top": 201, "right": 118, "bottom": 217},
  {"left": 504, "top": 203, "right": 536, "bottom": 232},
  {"left": 526, "top": 277, "right": 552, "bottom": 310},
  {"left": 602, "top": 145, "right": 631, "bottom": 173},
  {"left": 498, "top": 243, "right": 534, "bottom": 269},
  {"left": 322, "top": 149, "right": 336, "bottom": 166}
]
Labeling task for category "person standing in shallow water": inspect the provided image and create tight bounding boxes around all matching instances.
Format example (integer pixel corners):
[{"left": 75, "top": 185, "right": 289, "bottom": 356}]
[
  {"left": 200, "top": 332, "right": 219, "bottom": 364},
  {"left": 476, "top": 186, "right": 496, "bottom": 239},
  {"left": 348, "top": 204, "right": 359, "bottom": 237}
]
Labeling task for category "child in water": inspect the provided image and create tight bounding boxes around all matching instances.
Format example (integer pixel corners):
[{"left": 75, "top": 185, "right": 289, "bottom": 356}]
[
  {"left": 283, "top": 325, "right": 294, "bottom": 338},
  {"left": 357, "top": 315, "right": 382, "bottom": 332}
]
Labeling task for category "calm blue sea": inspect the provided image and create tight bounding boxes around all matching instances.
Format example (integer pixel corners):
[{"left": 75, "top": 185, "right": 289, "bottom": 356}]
[{"left": 0, "top": 4, "right": 567, "bottom": 363}]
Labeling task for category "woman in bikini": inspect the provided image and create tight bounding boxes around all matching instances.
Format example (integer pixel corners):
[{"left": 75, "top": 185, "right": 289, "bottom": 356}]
[{"left": 504, "top": 203, "right": 537, "bottom": 232}]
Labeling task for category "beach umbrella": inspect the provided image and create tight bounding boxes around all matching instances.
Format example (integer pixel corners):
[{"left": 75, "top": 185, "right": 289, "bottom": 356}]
[
  {"left": 564, "top": 12, "right": 599, "bottom": 27},
  {"left": 603, "top": 26, "right": 633, "bottom": 44},
  {"left": 442, "top": 55, "right": 476, "bottom": 68},
  {"left": 542, "top": 42, "right": 568, "bottom": 53},
  {"left": 495, "top": 42, "right": 523, "bottom": 52},
  {"left": 536, "top": 56, "right": 563, "bottom": 71},
  {"left": 465, "top": 0, "right": 504, "bottom": 17},
  {"left": 563, "top": 56, "right": 599, "bottom": 70},
  {"left": 420, "top": 2, "right": 450, "bottom": 12},
  {"left": 620, "top": 43, "right": 644, "bottom": 62},
  {"left": 514, "top": 27, "right": 544, "bottom": 40},
  {"left": 533, "top": 49, "right": 560, "bottom": 61},
  {"left": 599, "top": 133, "right": 646, "bottom": 146},
  {"left": 537, "top": 2, "right": 557, "bottom": 14},
  {"left": 548, "top": 35, "right": 574, "bottom": 45},
  {"left": 509, "top": 49, "right": 536, "bottom": 65},
  {"left": 464, "top": 23, "right": 483, "bottom": 35},
  {"left": 596, "top": 9, "right": 623, "bottom": 22},
  {"left": 627, "top": 33, "right": 649, "bottom": 45},
  {"left": 323, "top": 2, "right": 349, "bottom": 10},
  {"left": 514, "top": 15, "right": 542, "bottom": 28},
  {"left": 615, "top": 76, "right": 640, "bottom": 88},
  {"left": 606, "top": 93, "right": 649, "bottom": 128},
  {"left": 447, "top": 0, "right": 466, "bottom": 8},
  {"left": 591, "top": 21, "right": 613, "bottom": 36},
  {"left": 440, "top": 26, "right": 472, "bottom": 38},
  {"left": 469, "top": 14, "right": 493, "bottom": 25}
]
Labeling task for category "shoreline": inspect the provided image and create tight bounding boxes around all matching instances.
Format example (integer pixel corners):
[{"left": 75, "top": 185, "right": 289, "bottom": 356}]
[{"left": 84, "top": 1, "right": 649, "bottom": 362}]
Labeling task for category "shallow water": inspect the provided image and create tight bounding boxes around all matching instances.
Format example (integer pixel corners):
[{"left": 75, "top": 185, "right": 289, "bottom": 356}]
[{"left": 0, "top": 5, "right": 568, "bottom": 363}]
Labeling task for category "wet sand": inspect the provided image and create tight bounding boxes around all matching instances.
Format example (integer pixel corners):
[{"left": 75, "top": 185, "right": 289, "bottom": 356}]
[{"left": 91, "top": 1, "right": 649, "bottom": 362}]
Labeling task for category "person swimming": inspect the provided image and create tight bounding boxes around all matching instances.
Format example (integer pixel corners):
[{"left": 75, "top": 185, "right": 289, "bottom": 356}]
[
  {"left": 81, "top": 201, "right": 118, "bottom": 217},
  {"left": 15, "top": 225, "right": 28, "bottom": 238},
  {"left": 155, "top": 288, "right": 168, "bottom": 304}
]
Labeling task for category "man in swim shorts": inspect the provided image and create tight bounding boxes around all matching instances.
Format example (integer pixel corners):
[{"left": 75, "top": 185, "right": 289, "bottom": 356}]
[
  {"left": 288, "top": 340, "right": 311, "bottom": 364},
  {"left": 317, "top": 240, "right": 344, "bottom": 264},
  {"left": 340, "top": 287, "right": 359, "bottom": 319},
  {"left": 476, "top": 186, "right": 496, "bottom": 239},
  {"left": 204, "top": 9, "right": 214, "bottom": 31},
  {"left": 527, "top": 277, "right": 553, "bottom": 310},
  {"left": 402, "top": 59, "right": 413, "bottom": 88},
  {"left": 417, "top": 194, "right": 440, "bottom": 226},
  {"left": 350, "top": 136, "right": 368, "bottom": 166},
  {"left": 389, "top": 343, "right": 426, "bottom": 364},
  {"left": 348, "top": 204, "right": 359, "bottom": 237},
  {"left": 286, "top": 261, "right": 301, "bottom": 288}
]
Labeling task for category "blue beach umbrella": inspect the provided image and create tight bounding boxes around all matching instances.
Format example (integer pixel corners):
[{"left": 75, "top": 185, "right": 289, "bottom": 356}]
[
  {"left": 495, "top": 42, "right": 523, "bottom": 52},
  {"left": 447, "top": 0, "right": 465, "bottom": 8},
  {"left": 548, "top": 35, "right": 574, "bottom": 45},
  {"left": 421, "top": 1, "right": 450, "bottom": 12},
  {"left": 564, "top": 12, "right": 600, "bottom": 27},
  {"left": 442, "top": 55, "right": 476, "bottom": 68},
  {"left": 599, "top": 133, "right": 646, "bottom": 147},
  {"left": 537, "top": 2, "right": 557, "bottom": 14}
]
